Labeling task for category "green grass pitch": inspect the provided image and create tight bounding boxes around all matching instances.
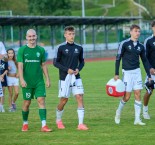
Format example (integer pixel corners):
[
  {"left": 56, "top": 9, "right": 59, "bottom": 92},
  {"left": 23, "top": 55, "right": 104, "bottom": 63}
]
[{"left": 1, "top": 60, "right": 155, "bottom": 145}]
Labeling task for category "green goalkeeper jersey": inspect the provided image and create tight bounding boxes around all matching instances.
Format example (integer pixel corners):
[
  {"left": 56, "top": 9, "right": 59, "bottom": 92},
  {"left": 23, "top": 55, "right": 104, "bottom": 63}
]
[{"left": 17, "top": 45, "right": 46, "bottom": 88}]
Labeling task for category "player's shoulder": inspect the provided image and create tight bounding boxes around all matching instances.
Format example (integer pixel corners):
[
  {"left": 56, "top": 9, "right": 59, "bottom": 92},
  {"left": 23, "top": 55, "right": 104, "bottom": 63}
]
[
  {"left": 18, "top": 45, "right": 27, "bottom": 53},
  {"left": 57, "top": 42, "right": 67, "bottom": 49},
  {"left": 74, "top": 42, "right": 82, "bottom": 48},
  {"left": 118, "top": 38, "right": 130, "bottom": 48},
  {"left": 139, "top": 42, "right": 144, "bottom": 48},
  {"left": 36, "top": 45, "right": 45, "bottom": 54},
  {"left": 144, "top": 35, "right": 153, "bottom": 43}
]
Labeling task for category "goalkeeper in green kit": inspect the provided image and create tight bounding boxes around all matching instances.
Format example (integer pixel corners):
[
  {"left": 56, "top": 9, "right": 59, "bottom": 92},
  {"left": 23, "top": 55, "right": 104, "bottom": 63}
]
[{"left": 17, "top": 29, "right": 52, "bottom": 132}]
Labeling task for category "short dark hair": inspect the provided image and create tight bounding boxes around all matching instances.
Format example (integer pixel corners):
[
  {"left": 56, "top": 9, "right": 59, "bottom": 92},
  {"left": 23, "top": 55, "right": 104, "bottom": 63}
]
[
  {"left": 64, "top": 25, "right": 75, "bottom": 31},
  {"left": 151, "top": 20, "right": 155, "bottom": 27},
  {"left": 130, "top": 24, "right": 140, "bottom": 31}
]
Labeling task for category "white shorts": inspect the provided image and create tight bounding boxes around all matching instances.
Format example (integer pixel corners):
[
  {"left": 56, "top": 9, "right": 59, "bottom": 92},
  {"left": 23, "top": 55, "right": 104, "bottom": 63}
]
[
  {"left": 7, "top": 76, "right": 19, "bottom": 86},
  {"left": 122, "top": 68, "right": 143, "bottom": 92},
  {"left": 145, "top": 75, "right": 155, "bottom": 88},
  {"left": 58, "top": 78, "right": 84, "bottom": 98},
  {"left": 0, "top": 82, "right": 3, "bottom": 97}
]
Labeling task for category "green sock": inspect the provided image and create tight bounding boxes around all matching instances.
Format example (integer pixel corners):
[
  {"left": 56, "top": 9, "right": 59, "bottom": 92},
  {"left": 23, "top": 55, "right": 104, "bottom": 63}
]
[
  {"left": 22, "top": 110, "right": 29, "bottom": 121},
  {"left": 39, "top": 109, "right": 46, "bottom": 121}
]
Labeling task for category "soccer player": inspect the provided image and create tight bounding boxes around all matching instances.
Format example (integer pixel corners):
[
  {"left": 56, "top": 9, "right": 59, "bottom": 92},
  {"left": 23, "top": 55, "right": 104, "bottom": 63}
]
[
  {"left": 0, "top": 56, "right": 8, "bottom": 112},
  {"left": 53, "top": 26, "right": 88, "bottom": 130},
  {"left": 17, "top": 29, "right": 52, "bottom": 132},
  {"left": 143, "top": 20, "right": 155, "bottom": 120},
  {"left": 114, "top": 24, "right": 152, "bottom": 125},
  {"left": 0, "top": 41, "right": 7, "bottom": 112}
]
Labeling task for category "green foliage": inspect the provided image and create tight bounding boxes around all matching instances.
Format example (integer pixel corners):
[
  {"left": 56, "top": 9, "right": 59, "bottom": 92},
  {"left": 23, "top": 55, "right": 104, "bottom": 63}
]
[
  {"left": 28, "top": 0, "right": 71, "bottom": 16},
  {"left": 0, "top": 0, "right": 28, "bottom": 15}
]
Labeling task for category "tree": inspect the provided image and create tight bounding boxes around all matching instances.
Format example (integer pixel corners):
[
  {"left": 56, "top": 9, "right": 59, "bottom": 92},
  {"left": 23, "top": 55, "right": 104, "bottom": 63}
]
[
  {"left": 0, "top": 0, "right": 28, "bottom": 15},
  {"left": 28, "top": 0, "right": 71, "bottom": 16}
]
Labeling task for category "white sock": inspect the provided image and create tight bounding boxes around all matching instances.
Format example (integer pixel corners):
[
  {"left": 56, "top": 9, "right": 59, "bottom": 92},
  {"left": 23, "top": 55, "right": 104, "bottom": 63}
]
[
  {"left": 116, "top": 99, "right": 126, "bottom": 115},
  {"left": 134, "top": 100, "right": 142, "bottom": 120},
  {"left": 143, "top": 105, "right": 148, "bottom": 113},
  {"left": 42, "top": 120, "right": 46, "bottom": 127},
  {"left": 56, "top": 109, "right": 64, "bottom": 122},
  {"left": 23, "top": 121, "right": 28, "bottom": 125},
  {"left": 77, "top": 108, "right": 84, "bottom": 125}
]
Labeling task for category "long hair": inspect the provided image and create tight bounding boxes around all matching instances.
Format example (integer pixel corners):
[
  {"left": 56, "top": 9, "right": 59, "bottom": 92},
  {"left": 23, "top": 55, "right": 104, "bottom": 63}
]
[{"left": 7, "top": 48, "right": 18, "bottom": 68}]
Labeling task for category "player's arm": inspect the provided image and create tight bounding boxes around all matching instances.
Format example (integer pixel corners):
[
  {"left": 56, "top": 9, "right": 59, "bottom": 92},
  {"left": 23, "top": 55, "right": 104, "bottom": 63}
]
[
  {"left": 53, "top": 47, "right": 68, "bottom": 72},
  {"left": 17, "top": 48, "right": 27, "bottom": 87},
  {"left": 144, "top": 40, "right": 155, "bottom": 75},
  {"left": 114, "top": 42, "right": 124, "bottom": 80},
  {"left": 42, "top": 62, "right": 50, "bottom": 88},
  {"left": 140, "top": 47, "right": 151, "bottom": 79},
  {"left": 18, "top": 62, "right": 27, "bottom": 87},
  {"left": 0, "top": 42, "right": 7, "bottom": 59},
  {"left": 74, "top": 47, "right": 84, "bottom": 75}
]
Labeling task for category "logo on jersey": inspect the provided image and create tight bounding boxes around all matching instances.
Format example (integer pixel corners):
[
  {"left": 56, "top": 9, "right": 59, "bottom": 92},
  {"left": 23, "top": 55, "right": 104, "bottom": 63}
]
[
  {"left": 128, "top": 45, "right": 132, "bottom": 49},
  {"left": 36, "top": 52, "right": 40, "bottom": 57},
  {"left": 24, "top": 54, "right": 29, "bottom": 56},
  {"left": 65, "top": 49, "right": 69, "bottom": 53},
  {"left": 26, "top": 93, "right": 31, "bottom": 99},
  {"left": 137, "top": 47, "right": 141, "bottom": 51},
  {"left": 25, "top": 59, "right": 40, "bottom": 62},
  {"left": 74, "top": 48, "right": 79, "bottom": 53},
  {"left": 0, "top": 63, "right": 5, "bottom": 70}
]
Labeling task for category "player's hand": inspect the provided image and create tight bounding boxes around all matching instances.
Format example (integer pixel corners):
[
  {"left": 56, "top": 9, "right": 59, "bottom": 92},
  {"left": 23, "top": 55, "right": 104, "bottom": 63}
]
[
  {"left": 68, "top": 69, "right": 74, "bottom": 74},
  {"left": 150, "top": 68, "right": 155, "bottom": 75},
  {"left": 148, "top": 77, "right": 152, "bottom": 82},
  {"left": 16, "top": 74, "right": 19, "bottom": 78},
  {"left": 74, "top": 69, "right": 79, "bottom": 75},
  {"left": 114, "top": 75, "right": 119, "bottom": 81},
  {"left": 46, "top": 79, "right": 51, "bottom": 88},
  {"left": 0, "top": 76, "right": 4, "bottom": 82},
  {"left": 20, "top": 79, "right": 27, "bottom": 88},
  {"left": 0, "top": 54, "right": 3, "bottom": 59}
]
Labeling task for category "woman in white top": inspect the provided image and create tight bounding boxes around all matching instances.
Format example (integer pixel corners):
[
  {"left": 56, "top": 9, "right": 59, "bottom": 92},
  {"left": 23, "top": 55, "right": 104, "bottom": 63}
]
[{"left": 7, "top": 48, "right": 19, "bottom": 112}]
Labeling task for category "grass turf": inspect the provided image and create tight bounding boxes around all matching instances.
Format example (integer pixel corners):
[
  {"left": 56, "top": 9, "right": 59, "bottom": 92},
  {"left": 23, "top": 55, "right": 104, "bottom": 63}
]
[{"left": 0, "top": 60, "right": 155, "bottom": 145}]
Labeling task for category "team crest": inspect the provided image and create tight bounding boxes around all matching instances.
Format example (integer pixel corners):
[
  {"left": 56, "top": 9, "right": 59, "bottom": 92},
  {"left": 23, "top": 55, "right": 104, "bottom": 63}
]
[
  {"left": 137, "top": 47, "right": 141, "bottom": 51},
  {"left": 26, "top": 93, "right": 31, "bottom": 99},
  {"left": 128, "top": 45, "right": 131, "bottom": 49},
  {"left": 36, "top": 52, "right": 40, "bottom": 57},
  {"left": 74, "top": 48, "right": 79, "bottom": 53},
  {"left": 65, "top": 49, "right": 69, "bottom": 53}
]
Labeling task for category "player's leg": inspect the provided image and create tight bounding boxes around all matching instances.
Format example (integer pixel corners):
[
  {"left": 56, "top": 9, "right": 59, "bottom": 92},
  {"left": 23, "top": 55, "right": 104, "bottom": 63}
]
[
  {"left": 133, "top": 69, "right": 145, "bottom": 125},
  {"left": 115, "top": 70, "right": 132, "bottom": 124},
  {"left": 143, "top": 91, "right": 152, "bottom": 119},
  {"left": 1, "top": 87, "right": 6, "bottom": 112},
  {"left": 0, "top": 84, "right": 3, "bottom": 112},
  {"left": 21, "top": 88, "right": 32, "bottom": 131},
  {"left": 73, "top": 79, "right": 88, "bottom": 130},
  {"left": 142, "top": 75, "right": 154, "bottom": 119},
  {"left": 115, "top": 92, "right": 131, "bottom": 124},
  {"left": 75, "top": 94, "right": 88, "bottom": 130},
  {"left": 56, "top": 97, "right": 68, "bottom": 129},
  {"left": 36, "top": 82, "right": 52, "bottom": 132},
  {"left": 133, "top": 90, "right": 145, "bottom": 125},
  {"left": 56, "top": 80, "right": 69, "bottom": 129}
]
